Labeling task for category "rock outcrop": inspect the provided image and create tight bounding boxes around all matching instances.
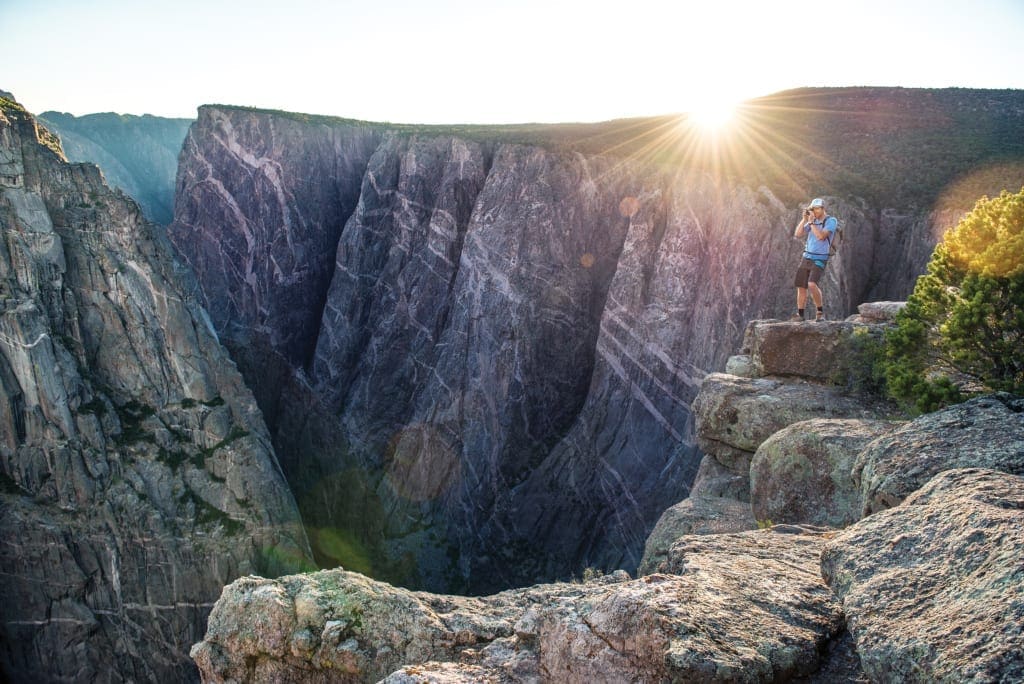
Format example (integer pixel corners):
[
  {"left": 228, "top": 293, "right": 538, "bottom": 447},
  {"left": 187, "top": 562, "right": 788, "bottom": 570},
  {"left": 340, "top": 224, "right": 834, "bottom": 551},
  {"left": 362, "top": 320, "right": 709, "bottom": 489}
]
[
  {"left": 642, "top": 316, "right": 899, "bottom": 574},
  {"left": 693, "top": 371, "right": 893, "bottom": 471},
  {"left": 854, "top": 393, "right": 1024, "bottom": 515},
  {"left": 822, "top": 468, "right": 1024, "bottom": 682},
  {"left": 193, "top": 527, "right": 844, "bottom": 683},
  {"left": 655, "top": 314, "right": 1024, "bottom": 681},
  {"left": 0, "top": 95, "right": 312, "bottom": 681},
  {"left": 37, "top": 111, "right": 192, "bottom": 225}
]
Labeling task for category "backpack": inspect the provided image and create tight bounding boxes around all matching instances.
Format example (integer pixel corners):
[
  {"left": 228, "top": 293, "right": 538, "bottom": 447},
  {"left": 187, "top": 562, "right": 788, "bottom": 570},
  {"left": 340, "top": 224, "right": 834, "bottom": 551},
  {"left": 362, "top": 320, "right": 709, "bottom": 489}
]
[{"left": 826, "top": 215, "right": 843, "bottom": 258}]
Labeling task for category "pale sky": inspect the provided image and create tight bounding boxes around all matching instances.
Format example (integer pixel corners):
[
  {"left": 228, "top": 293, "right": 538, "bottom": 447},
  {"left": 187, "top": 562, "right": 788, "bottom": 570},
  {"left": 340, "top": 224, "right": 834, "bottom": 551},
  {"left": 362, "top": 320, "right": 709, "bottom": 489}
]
[{"left": 3, "top": 0, "right": 1023, "bottom": 124}]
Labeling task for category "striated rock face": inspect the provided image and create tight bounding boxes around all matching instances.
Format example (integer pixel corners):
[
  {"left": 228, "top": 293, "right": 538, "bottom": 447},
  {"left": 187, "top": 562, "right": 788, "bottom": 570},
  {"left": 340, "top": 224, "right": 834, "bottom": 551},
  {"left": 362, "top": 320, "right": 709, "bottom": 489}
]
[
  {"left": 0, "top": 96, "right": 312, "bottom": 681},
  {"left": 37, "top": 111, "right": 192, "bottom": 225},
  {"left": 822, "top": 468, "right": 1024, "bottom": 682},
  {"left": 170, "top": 106, "right": 382, "bottom": 378},
  {"left": 193, "top": 527, "right": 844, "bottom": 683},
  {"left": 854, "top": 393, "right": 1024, "bottom": 515}
]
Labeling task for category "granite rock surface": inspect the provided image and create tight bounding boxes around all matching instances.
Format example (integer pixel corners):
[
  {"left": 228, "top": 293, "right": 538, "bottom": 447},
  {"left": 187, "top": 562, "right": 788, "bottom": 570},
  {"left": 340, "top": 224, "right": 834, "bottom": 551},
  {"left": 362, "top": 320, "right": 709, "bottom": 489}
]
[
  {"left": 693, "top": 372, "right": 892, "bottom": 464},
  {"left": 854, "top": 393, "right": 1024, "bottom": 515},
  {"left": 822, "top": 468, "right": 1024, "bottom": 682},
  {"left": 193, "top": 528, "right": 844, "bottom": 683},
  {"left": 637, "top": 495, "right": 757, "bottom": 575},
  {"left": 750, "top": 418, "right": 899, "bottom": 527}
]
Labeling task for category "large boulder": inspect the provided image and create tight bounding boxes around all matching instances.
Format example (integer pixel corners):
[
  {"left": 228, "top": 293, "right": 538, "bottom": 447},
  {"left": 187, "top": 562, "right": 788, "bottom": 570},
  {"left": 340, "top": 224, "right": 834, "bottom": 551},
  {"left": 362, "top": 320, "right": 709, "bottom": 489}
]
[
  {"left": 191, "top": 567, "right": 548, "bottom": 683},
  {"left": 194, "top": 528, "right": 845, "bottom": 683},
  {"left": 821, "top": 468, "right": 1024, "bottom": 682},
  {"left": 750, "top": 418, "right": 900, "bottom": 527},
  {"left": 855, "top": 393, "right": 1024, "bottom": 515},
  {"left": 693, "top": 373, "right": 892, "bottom": 468},
  {"left": 848, "top": 300, "right": 906, "bottom": 323},
  {"left": 746, "top": 320, "right": 866, "bottom": 382}
]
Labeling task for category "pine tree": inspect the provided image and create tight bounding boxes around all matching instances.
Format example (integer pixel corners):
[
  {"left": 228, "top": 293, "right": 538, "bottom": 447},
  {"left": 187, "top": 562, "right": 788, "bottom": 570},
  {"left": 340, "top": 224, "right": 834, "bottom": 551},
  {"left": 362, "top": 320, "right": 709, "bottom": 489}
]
[{"left": 884, "top": 188, "right": 1024, "bottom": 413}]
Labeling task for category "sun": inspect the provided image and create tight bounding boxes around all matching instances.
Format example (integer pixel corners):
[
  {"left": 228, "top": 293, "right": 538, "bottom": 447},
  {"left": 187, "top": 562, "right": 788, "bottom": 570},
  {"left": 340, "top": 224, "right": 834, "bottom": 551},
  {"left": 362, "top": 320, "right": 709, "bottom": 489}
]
[{"left": 689, "top": 96, "right": 740, "bottom": 133}]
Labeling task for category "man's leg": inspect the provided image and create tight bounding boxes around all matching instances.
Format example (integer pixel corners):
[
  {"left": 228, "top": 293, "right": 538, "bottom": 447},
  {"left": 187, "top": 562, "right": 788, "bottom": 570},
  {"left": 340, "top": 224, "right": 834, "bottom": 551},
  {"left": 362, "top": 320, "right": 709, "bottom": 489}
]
[
  {"left": 808, "top": 270, "right": 825, "bottom": 319},
  {"left": 792, "top": 261, "right": 812, "bottom": 320},
  {"left": 808, "top": 282, "right": 822, "bottom": 308}
]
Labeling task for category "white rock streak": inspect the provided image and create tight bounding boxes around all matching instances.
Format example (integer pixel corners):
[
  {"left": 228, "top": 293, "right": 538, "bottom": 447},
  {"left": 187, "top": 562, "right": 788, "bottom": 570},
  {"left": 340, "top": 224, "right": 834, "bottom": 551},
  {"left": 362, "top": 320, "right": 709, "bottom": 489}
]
[{"left": 596, "top": 337, "right": 683, "bottom": 443}]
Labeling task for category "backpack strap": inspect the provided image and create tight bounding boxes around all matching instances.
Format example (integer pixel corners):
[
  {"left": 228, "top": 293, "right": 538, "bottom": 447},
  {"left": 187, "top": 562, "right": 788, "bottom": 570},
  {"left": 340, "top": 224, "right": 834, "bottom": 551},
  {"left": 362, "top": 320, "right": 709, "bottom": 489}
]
[{"left": 825, "top": 216, "right": 839, "bottom": 257}]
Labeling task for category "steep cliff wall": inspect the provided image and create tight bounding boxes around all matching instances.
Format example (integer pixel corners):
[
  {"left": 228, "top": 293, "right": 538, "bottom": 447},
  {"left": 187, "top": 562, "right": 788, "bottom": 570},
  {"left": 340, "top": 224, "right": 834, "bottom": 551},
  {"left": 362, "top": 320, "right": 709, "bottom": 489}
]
[
  {"left": 168, "top": 96, "right": 1014, "bottom": 593},
  {"left": 0, "top": 95, "right": 312, "bottom": 681},
  {"left": 36, "top": 111, "right": 192, "bottom": 225},
  {"left": 170, "top": 107, "right": 382, "bottom": 423}
]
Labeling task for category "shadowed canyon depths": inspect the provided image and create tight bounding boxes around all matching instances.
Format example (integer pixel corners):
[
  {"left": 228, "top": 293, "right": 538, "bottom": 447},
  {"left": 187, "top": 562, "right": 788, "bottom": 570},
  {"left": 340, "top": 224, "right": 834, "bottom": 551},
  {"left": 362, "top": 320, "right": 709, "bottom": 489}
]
[{"left": 165, "top": 90, "right": 1024, "bottom": 594}]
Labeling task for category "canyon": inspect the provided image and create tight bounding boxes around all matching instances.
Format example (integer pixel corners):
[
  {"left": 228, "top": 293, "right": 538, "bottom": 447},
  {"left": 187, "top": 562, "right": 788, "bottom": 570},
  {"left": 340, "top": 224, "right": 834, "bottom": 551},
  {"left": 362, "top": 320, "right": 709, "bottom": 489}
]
[
  {"left": 166, "top": 89, "right": 1024, "bottom": 594},
  {"left": 36, "top": 110, "right": 192, "bottom": 226},
  {"left": 3, "top": 86, "right": 1023, "bottom": 681}
]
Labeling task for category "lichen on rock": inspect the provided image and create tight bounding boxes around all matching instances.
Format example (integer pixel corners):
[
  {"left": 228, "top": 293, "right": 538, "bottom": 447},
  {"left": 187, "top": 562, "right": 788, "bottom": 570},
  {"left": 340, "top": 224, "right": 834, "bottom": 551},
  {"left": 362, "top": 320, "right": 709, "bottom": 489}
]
[{"left": 822, "top": 468, "right": 1024, "bottom": 682}]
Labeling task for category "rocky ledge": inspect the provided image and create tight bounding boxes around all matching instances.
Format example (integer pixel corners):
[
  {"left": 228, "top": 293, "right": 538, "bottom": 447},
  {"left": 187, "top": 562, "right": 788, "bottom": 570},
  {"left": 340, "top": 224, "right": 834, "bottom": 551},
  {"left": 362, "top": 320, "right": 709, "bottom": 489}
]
[
  {"left": 194, "top": 313, "right": 1024, "bottom": 682},
  {"left": 194, "top": 527, "right": 843, "bottom": 683}
]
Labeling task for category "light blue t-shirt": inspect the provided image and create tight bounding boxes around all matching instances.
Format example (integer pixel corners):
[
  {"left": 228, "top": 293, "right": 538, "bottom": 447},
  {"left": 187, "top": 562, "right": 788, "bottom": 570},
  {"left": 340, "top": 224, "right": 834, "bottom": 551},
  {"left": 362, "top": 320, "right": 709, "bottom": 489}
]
[{"left": 802, "top": 215, "right": 837, "bottom": 265}]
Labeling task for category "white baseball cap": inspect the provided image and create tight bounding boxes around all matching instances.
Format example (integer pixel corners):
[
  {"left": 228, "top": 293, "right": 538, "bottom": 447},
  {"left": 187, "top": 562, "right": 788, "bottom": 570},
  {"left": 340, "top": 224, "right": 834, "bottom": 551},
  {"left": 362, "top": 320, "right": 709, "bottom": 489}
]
[{"left": 806, "top": 198, "right": 825, "bottom": 209}]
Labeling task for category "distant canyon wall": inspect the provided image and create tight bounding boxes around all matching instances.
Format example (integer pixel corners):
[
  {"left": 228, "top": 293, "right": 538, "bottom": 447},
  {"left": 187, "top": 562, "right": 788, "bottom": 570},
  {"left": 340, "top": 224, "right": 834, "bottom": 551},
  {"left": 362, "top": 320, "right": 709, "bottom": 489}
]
[
  {"left": 169, "top": 106, "right": 939, "bottom": 593},
  {"left": 37, "top": 111, "right": 192, "bottom": 226}
]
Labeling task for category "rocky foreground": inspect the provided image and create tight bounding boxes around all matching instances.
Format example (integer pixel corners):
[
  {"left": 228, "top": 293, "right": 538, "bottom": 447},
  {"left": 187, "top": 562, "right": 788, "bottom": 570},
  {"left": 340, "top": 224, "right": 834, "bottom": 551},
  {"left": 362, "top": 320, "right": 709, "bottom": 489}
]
[{"left": 194, "top": 311, "right": 1024, "bottom": 682}]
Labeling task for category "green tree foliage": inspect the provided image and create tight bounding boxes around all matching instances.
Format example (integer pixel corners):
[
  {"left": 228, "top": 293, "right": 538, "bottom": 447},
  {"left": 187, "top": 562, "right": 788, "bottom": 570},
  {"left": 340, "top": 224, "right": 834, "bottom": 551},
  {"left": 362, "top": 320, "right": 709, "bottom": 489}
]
[{"left": 884, "top": 188, "right": 1024, "bottom": 412}]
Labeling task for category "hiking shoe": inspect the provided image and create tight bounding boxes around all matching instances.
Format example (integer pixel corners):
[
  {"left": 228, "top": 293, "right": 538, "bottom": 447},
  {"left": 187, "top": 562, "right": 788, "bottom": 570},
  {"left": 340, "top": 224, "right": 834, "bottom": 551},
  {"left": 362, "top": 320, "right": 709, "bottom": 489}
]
[
  {"left": 789, "top": 313, "right": 804, "bottom": 322},
  {"left": 815, "top": 312, "right": 825, "bottom": 322}
]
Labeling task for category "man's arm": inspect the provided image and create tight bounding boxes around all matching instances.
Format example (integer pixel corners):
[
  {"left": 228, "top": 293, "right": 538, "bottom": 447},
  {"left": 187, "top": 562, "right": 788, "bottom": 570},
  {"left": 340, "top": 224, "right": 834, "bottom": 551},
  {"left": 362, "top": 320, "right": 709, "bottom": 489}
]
[
  {"left": 810, "top": 216, "right": 836, "bottom": 241},
  {"left": 794, "top": 215, "right": 810, "bottom": 238}
]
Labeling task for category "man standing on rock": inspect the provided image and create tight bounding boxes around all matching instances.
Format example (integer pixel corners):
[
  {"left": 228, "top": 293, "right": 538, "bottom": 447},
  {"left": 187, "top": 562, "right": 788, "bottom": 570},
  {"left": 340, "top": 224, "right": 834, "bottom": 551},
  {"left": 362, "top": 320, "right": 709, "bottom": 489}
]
[{"left": 791, "top": 197, "right": 837, "bottom": 321}]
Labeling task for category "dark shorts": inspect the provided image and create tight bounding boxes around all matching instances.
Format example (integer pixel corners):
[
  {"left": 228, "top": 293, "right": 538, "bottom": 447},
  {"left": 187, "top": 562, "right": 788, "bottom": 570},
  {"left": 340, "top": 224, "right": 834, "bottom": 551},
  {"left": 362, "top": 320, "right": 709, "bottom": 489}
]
[{"left": 793, "top": 258, "right": 826, "bottom": 288}]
